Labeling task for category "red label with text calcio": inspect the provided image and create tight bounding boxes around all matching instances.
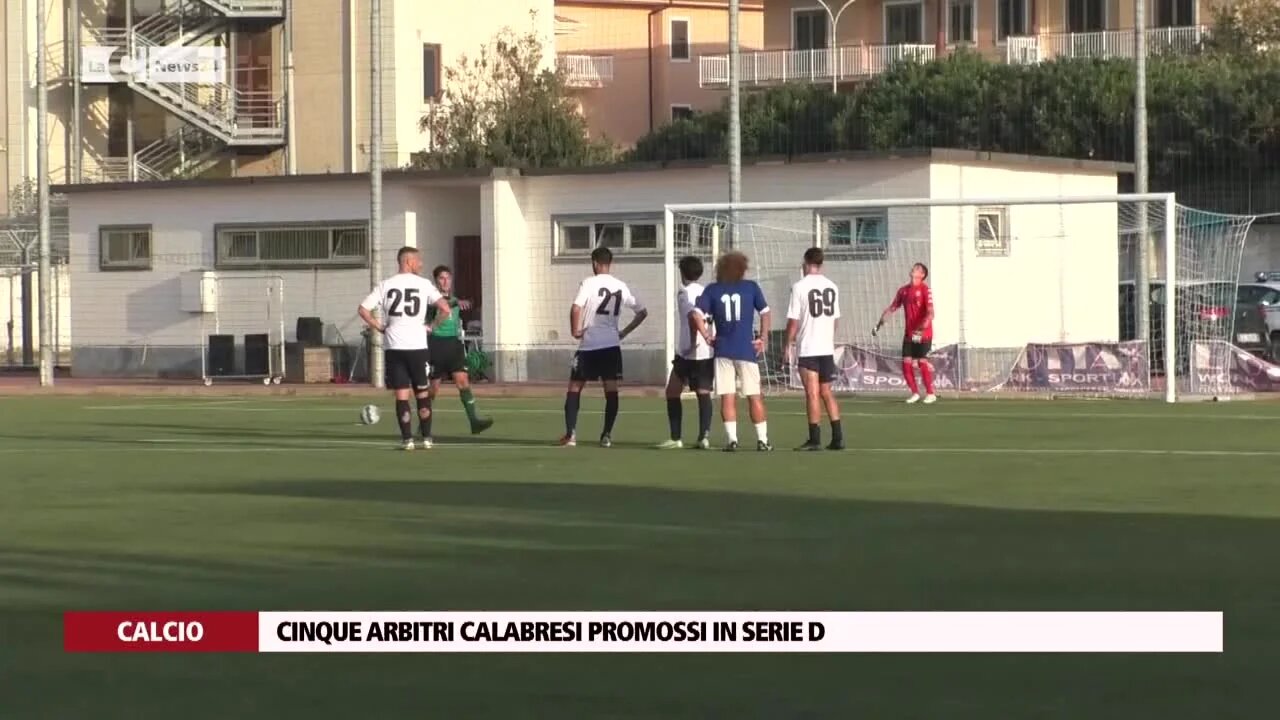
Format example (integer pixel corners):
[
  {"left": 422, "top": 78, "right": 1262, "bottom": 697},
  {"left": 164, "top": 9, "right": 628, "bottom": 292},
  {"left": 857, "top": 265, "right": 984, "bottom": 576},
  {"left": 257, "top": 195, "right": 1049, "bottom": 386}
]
[{"left": 64, "top": 612, "right": 259, "bottom": 653}]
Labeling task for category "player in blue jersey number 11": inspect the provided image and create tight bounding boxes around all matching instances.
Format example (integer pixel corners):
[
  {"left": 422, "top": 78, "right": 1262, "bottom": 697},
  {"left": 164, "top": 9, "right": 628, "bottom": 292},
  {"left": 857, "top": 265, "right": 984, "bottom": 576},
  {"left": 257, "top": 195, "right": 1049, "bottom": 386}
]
[{"left": 691, "top": 251, "right": 772, "bottom": 452}]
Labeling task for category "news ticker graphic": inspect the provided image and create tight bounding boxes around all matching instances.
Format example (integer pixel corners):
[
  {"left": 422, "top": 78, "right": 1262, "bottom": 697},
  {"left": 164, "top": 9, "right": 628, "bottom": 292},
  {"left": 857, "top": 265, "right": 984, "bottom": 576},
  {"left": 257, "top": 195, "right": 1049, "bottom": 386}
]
[{"left": 64, "top": 611, "right": 1223, "bottom": 654}]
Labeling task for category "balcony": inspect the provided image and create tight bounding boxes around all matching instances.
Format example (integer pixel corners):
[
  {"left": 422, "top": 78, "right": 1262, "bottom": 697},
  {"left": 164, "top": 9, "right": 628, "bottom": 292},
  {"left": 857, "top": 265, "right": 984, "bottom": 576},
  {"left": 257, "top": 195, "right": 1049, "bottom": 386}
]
[
  {"left": 1005, "top": 25, "right": 1209, "bottom": 64},
  {"left": 699, "top": 45, "right": 935, "bottom": 88},
  {"left": 557, "top": 54, "right": 614, "bottom": 89}
]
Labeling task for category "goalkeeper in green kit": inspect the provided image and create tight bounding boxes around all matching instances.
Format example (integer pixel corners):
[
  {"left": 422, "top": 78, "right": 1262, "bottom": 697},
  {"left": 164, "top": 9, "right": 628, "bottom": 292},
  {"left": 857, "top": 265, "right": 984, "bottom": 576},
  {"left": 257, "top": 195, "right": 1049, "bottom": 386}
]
[{"left": 422, "top": 265, "right": 494, "bottom": 446}]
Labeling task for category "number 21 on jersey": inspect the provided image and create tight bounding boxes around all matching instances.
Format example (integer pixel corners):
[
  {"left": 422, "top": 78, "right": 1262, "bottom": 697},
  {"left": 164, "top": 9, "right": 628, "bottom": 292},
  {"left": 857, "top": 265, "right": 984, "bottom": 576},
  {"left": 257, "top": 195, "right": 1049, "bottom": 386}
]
[{"left": 719, "top": 293, "right": 742, "bottom": 322}]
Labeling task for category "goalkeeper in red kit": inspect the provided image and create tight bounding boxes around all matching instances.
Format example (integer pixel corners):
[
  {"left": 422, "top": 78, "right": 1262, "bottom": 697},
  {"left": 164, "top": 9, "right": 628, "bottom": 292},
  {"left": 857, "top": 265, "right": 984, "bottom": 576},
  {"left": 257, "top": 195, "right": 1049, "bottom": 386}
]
[{"left": 876, "top": 263, "right": 936, "bottom": 404}]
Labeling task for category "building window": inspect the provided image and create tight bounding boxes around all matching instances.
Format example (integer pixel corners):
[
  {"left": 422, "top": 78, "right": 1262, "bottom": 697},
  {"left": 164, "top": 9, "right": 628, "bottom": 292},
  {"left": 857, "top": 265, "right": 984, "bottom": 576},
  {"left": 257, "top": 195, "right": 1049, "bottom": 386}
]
[
  {"left": 884, "top": 2, "right": 924, "bottom": 44},
  {"left": 976, "top": 207, "right": 1010, "bottom": 256},
  {"left": 555, "top": 215, "right": 664, "bottom": 257},
  {"left": 214, "top": 222, "right": 369, "bottom": 269},
  {"left": 671, "top": 104, "right": 694, "bottom": 122},
  {"left": 949, "top": 0, "right": 976, "bottom": 44},
  {"left": 99, "top": 225, "right": 152, "bottom": 271},
  {"left": 423, "top": 44, "right": 441, "bottom": 101},
  {"left": 793, "top": 9, "right": 828, "bottom": 50},
  {"left": 822, "top": 212, "right": 888, "bottom": 258},
  {"left": 670, "top": 18, "right": 690, "bottom": 61},
  {"left": 997, "top": 0, "right": 1028, "bottom": 41},
  {"left": 1156, "top": 0, "right": 1194, "bottom": 27},
  {"left": 1066, "top": 0, "right": 1105, "bottom": 33},
  {"left": 673, "top": 220, "right": 723, "bottom": 252}
]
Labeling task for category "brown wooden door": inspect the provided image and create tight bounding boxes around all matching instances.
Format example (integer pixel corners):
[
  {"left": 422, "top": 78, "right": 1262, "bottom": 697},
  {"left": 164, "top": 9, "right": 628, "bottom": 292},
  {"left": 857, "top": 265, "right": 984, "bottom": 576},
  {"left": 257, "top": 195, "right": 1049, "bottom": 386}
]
[
  {"left": 234, "top": 30, "right": 273, "bottom": 127},
  {"left": 453, "top": 236, "right": 481, "bottom": 327}
]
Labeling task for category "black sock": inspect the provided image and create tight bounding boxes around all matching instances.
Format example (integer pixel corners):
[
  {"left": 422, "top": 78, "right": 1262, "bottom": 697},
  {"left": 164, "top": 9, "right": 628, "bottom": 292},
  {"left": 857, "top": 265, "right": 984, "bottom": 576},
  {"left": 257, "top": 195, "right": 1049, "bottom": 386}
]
[
  {"left": 603, "top": 392, "right": 620, "bottom": 435},
  {"left": 666, "top": 398, "right": 682, "bottom": 441},
  {"left": 395, "top": 399, "right": 412, "bottom": 441},
  {"left": 808, "top": 423, "right": 821, "bottom": 444},
  {"left": 417, "top": 396, "right": 433, "bottom": 438},
  {"left": 697, "top": 394, "right": 713, "bottom": 438},
  {"left": 564, "top": 392, "right": 581, "bottom": 435},
  {"left": 830, "top": 419, "right": 843, "bottom": 443}
]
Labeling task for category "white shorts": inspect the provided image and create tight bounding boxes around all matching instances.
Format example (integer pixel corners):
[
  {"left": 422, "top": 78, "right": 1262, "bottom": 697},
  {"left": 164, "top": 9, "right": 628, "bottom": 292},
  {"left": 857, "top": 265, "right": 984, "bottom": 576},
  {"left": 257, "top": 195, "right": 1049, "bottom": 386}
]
[{"left": 714, "top": 357, "right": 762, "bottom": 397}]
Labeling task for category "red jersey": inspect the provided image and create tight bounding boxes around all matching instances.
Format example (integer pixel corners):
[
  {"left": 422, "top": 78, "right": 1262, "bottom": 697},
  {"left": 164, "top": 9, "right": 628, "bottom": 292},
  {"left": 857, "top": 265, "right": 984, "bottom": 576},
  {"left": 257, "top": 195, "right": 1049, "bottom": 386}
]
[{"left": 891, "top": 282, "right": 933, "bottom": 341}]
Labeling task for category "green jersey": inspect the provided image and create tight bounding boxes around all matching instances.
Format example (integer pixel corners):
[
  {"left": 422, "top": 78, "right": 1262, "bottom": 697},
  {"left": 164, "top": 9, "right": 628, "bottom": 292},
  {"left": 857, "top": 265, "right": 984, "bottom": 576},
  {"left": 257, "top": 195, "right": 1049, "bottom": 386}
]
[{"left": 427, "top": 296, "right": 463, "bottom": 338}]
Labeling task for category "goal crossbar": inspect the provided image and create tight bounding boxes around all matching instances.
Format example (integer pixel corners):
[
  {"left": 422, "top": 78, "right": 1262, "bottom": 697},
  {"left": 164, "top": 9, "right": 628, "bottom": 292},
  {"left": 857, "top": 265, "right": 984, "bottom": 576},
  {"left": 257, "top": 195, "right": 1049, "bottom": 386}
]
[{"left": 663, "top": 194, "right": 1180, "bottom": 403}]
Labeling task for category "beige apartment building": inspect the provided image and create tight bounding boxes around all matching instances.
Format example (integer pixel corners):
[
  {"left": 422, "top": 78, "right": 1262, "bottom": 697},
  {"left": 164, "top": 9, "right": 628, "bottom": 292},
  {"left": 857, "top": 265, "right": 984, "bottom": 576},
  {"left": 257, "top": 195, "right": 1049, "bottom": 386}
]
[
  {"left": 2, "top": 0, "right": 759, "bottom": 209},
  {"left": 701, "top": 0, "right": 1217, "bottom": 87},
  {"left": 555, "top": 0, "right": 762, "bottom": 147}
]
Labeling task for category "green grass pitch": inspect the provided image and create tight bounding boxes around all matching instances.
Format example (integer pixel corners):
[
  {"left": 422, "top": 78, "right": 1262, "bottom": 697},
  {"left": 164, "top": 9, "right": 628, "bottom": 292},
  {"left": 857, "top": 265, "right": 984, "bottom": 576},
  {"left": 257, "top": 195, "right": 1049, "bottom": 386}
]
[{"left": 2, "top": 394, "right": 1279, "bottom": 718}]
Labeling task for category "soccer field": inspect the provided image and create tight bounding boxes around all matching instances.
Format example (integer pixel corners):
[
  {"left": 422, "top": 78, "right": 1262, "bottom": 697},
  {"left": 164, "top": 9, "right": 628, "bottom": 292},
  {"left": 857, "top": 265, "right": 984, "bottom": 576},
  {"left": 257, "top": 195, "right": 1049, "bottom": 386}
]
[{"left": 2, "top": 394, "right": 1279, "bottom": 718}]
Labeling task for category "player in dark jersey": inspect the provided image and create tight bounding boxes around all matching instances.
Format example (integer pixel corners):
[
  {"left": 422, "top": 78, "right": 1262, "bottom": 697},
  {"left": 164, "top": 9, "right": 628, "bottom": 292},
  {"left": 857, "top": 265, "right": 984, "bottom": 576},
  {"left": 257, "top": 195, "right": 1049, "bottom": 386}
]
[
  {"left": 876, "top": 262, "right": 936, "bottom": 404},
  {"left": 422, "top": 265, "right": 493, "bottom": 445},
  {"left": 692, "top": 251, "right": 772, "bottom": 451}
]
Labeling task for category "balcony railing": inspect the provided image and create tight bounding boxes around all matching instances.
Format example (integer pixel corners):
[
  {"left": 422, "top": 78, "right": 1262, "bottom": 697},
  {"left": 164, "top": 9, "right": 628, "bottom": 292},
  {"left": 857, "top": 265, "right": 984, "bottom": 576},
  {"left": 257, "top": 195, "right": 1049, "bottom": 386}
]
[
  {"left": 1005, "top": 25, "right": 1209, "bottom": 64},
  {"left": 699, "top": 45, "right": 935, "bottom": 88},
  {"left": 557, "top": 54, "right": 614, "bottom": 88}
]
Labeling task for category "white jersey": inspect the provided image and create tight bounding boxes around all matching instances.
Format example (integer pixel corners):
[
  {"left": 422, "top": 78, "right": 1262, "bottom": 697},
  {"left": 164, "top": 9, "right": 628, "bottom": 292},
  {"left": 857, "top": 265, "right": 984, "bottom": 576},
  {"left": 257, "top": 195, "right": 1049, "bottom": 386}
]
[
  {"left": 360, "top": 273, "right": 444, "bottom": 351},
  {"left": 786, "top": 273, "right": 841, "bottom": 358},
  {"left": 677, "top": 282, "right": 712, "bottom": 360},
  {"left": 572, "top": 273, "right": 644, "bottom": 351}
]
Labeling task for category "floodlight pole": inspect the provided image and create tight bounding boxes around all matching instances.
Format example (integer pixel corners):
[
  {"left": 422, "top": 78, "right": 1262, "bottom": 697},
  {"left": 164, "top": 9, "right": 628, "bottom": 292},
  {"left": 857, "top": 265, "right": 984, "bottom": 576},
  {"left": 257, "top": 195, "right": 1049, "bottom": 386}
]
[
  {"left": 369, "top": 0, "right": 385, "bottom": 388},
  {"left": 1134, "top": 0, "right": 1151, "bottom": 348},
  {"left": 728, "top": 0, "right": 741, "bottom": 212},
  {"left": 37, "top": 0, "right": 53, "bottom": 386}
]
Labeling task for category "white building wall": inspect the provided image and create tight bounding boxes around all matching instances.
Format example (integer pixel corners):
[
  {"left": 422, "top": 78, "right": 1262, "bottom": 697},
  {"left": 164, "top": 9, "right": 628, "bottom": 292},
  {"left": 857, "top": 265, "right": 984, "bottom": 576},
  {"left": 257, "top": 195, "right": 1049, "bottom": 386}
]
[
  {"left": 506, "top": 160, "right": 933, "bottom": 381},
  {"left": 928, "top": 163, "right": 1120, "bottom": 351},
  {"left": 67, "top": 180, "right": 418, "bottom": 376}
]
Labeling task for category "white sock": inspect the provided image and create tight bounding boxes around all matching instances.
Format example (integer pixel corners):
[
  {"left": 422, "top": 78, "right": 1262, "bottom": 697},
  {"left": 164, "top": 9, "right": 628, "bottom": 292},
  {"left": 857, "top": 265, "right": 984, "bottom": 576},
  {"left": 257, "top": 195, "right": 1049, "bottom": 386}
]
[
  {"left": 724, "top": 421, "right": 738, "bottom": 443},
  {"left": 754, "top": 421, "right": 769, "bottom": 443}
]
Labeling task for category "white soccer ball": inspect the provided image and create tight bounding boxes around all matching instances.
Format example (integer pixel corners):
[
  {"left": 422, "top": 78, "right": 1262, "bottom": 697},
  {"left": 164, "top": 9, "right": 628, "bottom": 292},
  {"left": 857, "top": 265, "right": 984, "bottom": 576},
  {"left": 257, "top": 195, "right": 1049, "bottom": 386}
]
[{"left": 360, "top": 404, "right": 381, "bottom": 425}]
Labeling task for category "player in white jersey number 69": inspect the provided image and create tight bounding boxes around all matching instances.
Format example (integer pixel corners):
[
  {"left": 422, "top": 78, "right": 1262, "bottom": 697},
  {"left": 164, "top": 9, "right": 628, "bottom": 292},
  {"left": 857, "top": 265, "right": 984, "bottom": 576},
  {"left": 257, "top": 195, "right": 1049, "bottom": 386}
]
[{"left": 358, "top": 246, "right": 454, "bottom": 450}]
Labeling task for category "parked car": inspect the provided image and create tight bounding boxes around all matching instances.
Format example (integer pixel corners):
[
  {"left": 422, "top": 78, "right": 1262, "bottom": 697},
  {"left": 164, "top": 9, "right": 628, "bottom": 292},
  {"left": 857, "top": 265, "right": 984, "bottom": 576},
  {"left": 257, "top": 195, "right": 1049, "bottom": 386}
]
[
  {"left": 1119, "top": 280, "right": 1271, "bottom": 371},
  {"left": 1236, "top": 281, "right": 1280, "bottom": 360}
]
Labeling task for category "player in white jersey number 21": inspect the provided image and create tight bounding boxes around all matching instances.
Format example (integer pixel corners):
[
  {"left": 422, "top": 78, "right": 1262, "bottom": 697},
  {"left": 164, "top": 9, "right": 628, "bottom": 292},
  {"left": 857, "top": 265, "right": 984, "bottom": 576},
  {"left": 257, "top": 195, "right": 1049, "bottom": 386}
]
[
  {"left": 358, "top": 246, "right": 454, "bottom": 451},
  {"left": 560, "top": 247, "right": 648, "bottom": 448},
  {"left": 784, "top": 248, "right": 844, "bottom": 451}
]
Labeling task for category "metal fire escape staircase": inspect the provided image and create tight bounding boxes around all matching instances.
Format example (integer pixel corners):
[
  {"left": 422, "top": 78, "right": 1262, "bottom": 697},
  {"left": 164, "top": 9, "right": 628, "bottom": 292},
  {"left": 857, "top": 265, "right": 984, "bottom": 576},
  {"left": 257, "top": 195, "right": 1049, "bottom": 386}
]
[{"left": 125, "top": 0, "right": 285, "bottom": 164}]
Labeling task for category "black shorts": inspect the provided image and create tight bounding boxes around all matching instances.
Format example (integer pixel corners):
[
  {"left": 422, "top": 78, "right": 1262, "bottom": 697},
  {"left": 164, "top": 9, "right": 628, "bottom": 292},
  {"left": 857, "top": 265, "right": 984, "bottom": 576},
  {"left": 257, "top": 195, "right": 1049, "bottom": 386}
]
[
  {"left": 902, "top": 339, "right": 932, "bottom": 360},
  {"left": 428, "top": 337, "right": 466, "bottom": 380},
  {"left": 385, "top": 348, "right": 431, "bottom": 390},
  {"left": 571, "top": 346, "right": 623, "bottom": 382},
  {"left": 671, "top": 355, "right": 715, "bottom": 392},
  {"left": 798, "top": 355, "right": 837, "bottom": 383}
]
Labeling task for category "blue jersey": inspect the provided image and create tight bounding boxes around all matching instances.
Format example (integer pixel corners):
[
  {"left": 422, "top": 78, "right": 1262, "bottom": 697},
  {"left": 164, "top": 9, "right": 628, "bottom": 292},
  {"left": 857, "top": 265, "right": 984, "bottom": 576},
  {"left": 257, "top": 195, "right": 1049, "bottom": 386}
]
[{"left": 695, "top": 280, "right": 769, "bottom": 361}]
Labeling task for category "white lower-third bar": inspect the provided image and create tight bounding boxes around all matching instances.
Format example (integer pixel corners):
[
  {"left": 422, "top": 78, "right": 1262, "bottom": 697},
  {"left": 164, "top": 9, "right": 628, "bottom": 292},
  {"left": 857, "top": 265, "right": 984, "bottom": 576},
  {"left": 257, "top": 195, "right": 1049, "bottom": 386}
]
[{"left": 257, "top": 612, "right": 1223, "bottom": 653}]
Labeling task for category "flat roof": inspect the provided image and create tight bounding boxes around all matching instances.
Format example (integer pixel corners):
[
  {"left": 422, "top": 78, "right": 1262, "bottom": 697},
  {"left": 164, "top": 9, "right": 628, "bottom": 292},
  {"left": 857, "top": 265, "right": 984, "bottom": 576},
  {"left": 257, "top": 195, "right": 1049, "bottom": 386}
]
[{"left": 52, "top": 148, "right": 1133, "bottom": 195}]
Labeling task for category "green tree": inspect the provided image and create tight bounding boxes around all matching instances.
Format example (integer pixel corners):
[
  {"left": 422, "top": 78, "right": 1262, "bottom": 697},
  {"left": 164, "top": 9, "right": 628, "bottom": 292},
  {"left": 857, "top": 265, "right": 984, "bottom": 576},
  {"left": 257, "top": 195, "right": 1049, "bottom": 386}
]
[
  {"left": 1206, "top": 0, "right": 1280, "bottom": 56},
  {"left": 414, "top": 12, "right": 613, "bottom": 170}
]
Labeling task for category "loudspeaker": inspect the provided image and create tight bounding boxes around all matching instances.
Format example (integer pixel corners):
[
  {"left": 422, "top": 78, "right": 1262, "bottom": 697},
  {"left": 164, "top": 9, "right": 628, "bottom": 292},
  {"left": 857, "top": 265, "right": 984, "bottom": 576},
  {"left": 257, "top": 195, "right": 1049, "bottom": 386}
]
[
  {"left": 207, "top": 335, "right": 235, "bottom": 376},
  {"left": 244, "top": 334, "right": 270, "bottom": 377},
  {"left": 296, "top": 317, "right": 324, "bottom": 346}
]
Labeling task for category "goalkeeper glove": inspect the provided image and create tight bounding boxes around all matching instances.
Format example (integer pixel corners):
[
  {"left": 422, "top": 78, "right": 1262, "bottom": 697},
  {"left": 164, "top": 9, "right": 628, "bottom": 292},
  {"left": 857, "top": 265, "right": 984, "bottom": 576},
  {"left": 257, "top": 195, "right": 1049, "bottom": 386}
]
[
  {"left": 911, "top": 331, "right": 924, "bottom": 343},
  {"left": 872, "top": 319, "right": 884, "bottom": 337}
]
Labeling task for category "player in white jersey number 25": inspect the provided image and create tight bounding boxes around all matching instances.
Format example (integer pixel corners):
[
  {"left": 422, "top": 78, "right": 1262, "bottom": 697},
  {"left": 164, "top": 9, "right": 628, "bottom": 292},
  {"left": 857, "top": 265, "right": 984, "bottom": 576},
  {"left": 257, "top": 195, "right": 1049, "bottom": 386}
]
[
  {"left": 358, "top": 246, "right": 454, "bottom": 450},
  {"left": 784, "top": 248, "right": 844, "bottom": 451},
  {"left": 560, "top": 247, "right": 648, "bottom": 448}
]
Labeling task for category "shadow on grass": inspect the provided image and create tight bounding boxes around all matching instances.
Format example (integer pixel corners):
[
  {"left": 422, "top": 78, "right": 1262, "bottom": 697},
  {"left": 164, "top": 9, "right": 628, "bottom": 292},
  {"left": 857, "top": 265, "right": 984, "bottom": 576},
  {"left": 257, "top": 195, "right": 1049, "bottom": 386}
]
[{"left": 2, "top": 479, "right": 1277, "bottom": 719}]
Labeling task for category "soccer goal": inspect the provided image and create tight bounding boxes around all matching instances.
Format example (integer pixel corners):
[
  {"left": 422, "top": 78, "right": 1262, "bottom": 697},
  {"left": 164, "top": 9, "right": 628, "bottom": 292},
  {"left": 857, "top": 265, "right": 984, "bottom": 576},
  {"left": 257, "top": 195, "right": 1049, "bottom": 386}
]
[
  {"left": 199, "top": 274, "right": 287, "bottom": 385},
  {"left": 664, "top": 194, "right": 1271, "bottom": 402}
]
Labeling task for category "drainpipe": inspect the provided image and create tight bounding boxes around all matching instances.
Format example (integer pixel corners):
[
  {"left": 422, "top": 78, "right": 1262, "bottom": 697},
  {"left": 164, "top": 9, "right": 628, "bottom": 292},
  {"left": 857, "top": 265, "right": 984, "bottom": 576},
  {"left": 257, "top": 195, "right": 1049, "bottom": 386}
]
[{"left": 646, "top": 2, "right": 672, "bottom": 134}]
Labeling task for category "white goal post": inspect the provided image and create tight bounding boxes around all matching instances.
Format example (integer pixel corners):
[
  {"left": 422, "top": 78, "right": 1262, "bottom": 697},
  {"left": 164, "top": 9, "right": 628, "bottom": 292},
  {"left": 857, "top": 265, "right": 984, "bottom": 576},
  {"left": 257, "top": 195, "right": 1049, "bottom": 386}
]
[{"left": 664, "top": 193, "right": 1265, "bottom": 403}]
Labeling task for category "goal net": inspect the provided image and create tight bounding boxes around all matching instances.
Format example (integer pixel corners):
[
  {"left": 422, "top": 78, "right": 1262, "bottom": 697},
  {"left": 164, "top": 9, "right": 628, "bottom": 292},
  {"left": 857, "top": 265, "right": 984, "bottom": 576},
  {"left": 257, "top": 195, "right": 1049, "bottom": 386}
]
[{"left": 664, "top": 195, "right": 1272, "bottom": 402}]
